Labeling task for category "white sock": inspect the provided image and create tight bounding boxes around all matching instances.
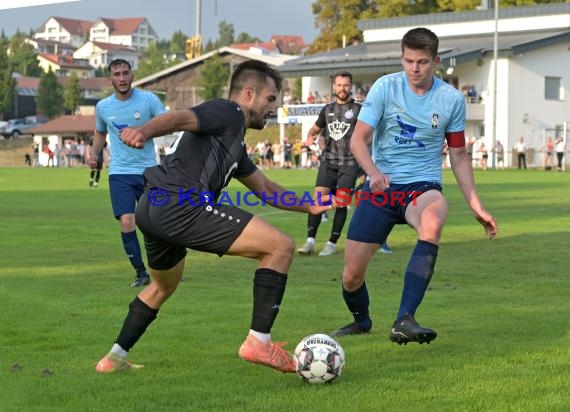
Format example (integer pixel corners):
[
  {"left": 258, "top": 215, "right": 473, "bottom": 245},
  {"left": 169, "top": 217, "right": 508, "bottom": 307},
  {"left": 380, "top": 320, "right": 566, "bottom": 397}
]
[
  {"left": 110, "top": 343, "right": 128, "bottom": 358},
  {"left": 249, "top": 330, "right": 271, "bottom": 343},
  {"left": 307, "top": 237, "right": 316, "bottom": 245}
]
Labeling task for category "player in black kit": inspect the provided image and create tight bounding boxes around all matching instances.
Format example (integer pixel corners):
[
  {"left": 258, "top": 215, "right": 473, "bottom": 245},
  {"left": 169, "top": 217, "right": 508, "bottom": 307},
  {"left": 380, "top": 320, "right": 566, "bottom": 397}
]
[
  {"left": 298, "top": 71, "right": 362, "bottom": 257},
  {"left": 95, "top": 60, "right": 334, "bottom": 374}
]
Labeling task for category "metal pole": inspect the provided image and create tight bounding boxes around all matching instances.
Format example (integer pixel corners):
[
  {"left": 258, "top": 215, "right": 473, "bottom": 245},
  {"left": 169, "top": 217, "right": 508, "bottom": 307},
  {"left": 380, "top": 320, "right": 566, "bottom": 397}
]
[
  {"left": 491, "top": 0, "right": 499, "bottom": 169},
  {"left": 195, "top": 0, "right": 201, "bottom": 36}
]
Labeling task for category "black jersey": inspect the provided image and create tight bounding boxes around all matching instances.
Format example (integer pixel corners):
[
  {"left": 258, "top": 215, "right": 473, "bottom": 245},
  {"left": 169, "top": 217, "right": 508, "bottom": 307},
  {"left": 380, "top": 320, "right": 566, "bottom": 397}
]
[
  {"left": 143, "top": 99, "right": 257, "bottom": 202},
  {"left": 315, "top": 99, "right": 362, "bottom": 166}
]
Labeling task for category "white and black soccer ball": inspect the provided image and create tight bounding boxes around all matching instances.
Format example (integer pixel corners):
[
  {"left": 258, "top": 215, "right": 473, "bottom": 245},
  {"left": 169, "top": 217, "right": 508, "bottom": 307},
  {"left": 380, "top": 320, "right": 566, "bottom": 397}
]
[{"left": 293, "top": 333, "right": 345, "bottom": 384}]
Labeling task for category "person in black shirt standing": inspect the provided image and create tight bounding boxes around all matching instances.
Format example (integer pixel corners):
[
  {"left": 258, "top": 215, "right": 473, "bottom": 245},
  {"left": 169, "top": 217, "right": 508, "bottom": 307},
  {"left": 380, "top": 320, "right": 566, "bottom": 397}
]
[
  {"left": 298, "top": 71, "right": 362, "bottom": 256},
  {"left": 95, "top": 60, "right": 333, "bottom": 375}
]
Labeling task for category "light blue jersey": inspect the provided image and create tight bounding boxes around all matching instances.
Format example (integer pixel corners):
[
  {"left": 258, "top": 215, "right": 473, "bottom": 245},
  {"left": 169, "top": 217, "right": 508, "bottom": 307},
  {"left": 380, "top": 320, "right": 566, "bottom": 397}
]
[
  {"left": 358, "top": 71, "right": 465, "bottom": 185},
  {"left": 96, "top": 88, "right": 166, "bottom": 175}
]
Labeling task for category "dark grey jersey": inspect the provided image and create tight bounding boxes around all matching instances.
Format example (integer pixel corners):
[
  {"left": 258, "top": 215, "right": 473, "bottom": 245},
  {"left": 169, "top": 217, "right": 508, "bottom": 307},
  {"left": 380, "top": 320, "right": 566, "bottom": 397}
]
[{"left": 315, "top": 99, "right": 362, "bottom": 166}]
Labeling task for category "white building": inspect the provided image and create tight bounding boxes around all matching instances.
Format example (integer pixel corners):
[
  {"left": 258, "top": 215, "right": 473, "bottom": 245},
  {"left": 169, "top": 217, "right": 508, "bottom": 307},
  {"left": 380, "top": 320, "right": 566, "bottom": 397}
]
[
  {"left": 73, "top": 41, "right": 140, "bottom": 71},
  {"left": 34, "top": 16, "right": 158, "bottom": 51},
  {"left": 279, "top": 3, "right": 570, "bottom": 168}
]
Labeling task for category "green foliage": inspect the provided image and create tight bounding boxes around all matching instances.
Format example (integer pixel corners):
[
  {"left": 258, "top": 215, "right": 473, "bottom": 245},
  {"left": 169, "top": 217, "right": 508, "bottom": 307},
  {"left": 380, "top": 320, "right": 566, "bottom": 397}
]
[
  {"left": 36, "top": 68, "right": 64, "bottom": 119},
  {"left": 136, "top": 41, "right": 181, "bottom": 79},
  {"left": 63, "top": 72, "right": 82, "bottom": 114},
  {"left": 218, "top": 20, "right": 235, "bottom": 47},
  {"left": 235, "top": 32, "right": 260, "bottom": 44},
  {"left": 309, "top": 0, "right": 568, "bottom": 53},
  {"left": 196, "top": 55, "right": 229, "bottom": 100},
  {"left": 0, "top": 41, "right": 16, "bottom": 119},
  {"left": 0, "top": 168, "right": 569, "bottom": 411},
  {"left": 8, "top": 34, "right": 42, "bottom": 77},
  {"left": 169, "top": 30, "right": 188, "bottom": 56}
]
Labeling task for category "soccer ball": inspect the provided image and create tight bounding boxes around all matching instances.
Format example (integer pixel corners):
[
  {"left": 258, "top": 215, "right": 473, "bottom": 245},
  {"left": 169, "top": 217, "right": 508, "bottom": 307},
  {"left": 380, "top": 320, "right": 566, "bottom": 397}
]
[{"left": 293, "top": 333, "right": 345, "bottom": 384}]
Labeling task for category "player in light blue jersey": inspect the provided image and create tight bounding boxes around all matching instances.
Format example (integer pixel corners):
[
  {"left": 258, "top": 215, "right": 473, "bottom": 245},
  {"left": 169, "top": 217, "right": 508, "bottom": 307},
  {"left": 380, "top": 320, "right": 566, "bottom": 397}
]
[
  {"left": 88, "top": 59, "right": 166, "bottom": 287},
  {"left": 332, "top": 28, "right": 498, "bottom": 344}
]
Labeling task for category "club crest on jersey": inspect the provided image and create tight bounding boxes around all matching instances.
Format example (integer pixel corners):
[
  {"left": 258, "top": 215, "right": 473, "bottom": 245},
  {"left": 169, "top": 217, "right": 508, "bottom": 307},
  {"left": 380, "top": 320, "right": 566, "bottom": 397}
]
[
  {"left": 344, "top": 109, "right": 354, "bottom": 120},
  {"left": 133, "top": 111, "right": 141, "bottom": 121},
  {"left": 328, "top": 120, "right": 351, "bottom": 141},
  {"left": 432, "top": 113, "right": 439, "bottom": 129}
]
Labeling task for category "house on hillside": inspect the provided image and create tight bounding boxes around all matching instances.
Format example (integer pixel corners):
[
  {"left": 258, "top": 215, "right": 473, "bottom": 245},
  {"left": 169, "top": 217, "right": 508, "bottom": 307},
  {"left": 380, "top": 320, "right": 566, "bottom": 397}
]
[
  {"left": 33, "top": 17, "right": 92, "bottom": 48},
  {"left": 230, "top": 35, "right": 306, "bottom": 55},
  {"left": 133, "top": 47, "right": 296, "bottom": 110},
  {"left": 73, "top": 41, "right": 140, "bottom": 70},
  {"left": 34, "top": 16, "right": 158, "bottom": 52},
  {"left": 89, "top": 17, "right": 158, "bottom": 51},
  {"left": 25, "top": 38, "right": 77, "bottom": 56},
  {"left": 37, "top": 53, "right": 95, "bottom": 78},
  {"left": 279, "top": 3, "right": 570, "bottom": 168}
]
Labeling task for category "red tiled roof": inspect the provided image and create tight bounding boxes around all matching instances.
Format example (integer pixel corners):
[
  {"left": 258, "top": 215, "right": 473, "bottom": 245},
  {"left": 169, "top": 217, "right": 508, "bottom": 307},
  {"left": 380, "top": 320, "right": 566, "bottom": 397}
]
[
  {"left": 91, "top": 41, "right": 137, "bottom": 52},
  {"left": 29, "top": 115, "right": 95, "bottom": 134},
  {"left": 109, "top": 18, "right": 145, "bottom": 35},
  {"left": 52, "top": 17, "right": 92, "bottom": 36}
]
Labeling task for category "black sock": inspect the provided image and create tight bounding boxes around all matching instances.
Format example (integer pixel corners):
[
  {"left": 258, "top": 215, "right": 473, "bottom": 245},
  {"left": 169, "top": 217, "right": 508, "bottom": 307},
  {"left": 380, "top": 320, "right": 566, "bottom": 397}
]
[
  {"left": 329, "top": 207, "right": 347, "bottom": 243},
  {"left": 307, "top": 213, "right": 323, "bottom": 238},
  {"left": 95, "top": 170, "right": 101, "bottom": 182},
  {"left": 251, "top": 268, "right": 287, "bottom": 333},
  {"left": 115, "top": 297, "right": 159, "bottom": 351},
  {"left": 342, "top": 282, "right": 371, "bottom": 329}
]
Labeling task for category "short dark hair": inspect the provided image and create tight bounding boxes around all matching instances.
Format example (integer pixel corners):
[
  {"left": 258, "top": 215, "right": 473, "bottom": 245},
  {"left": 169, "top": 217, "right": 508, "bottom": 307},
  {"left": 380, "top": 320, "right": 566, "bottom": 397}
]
[
  {"left": 401, "top": 27, "right": 439, "bottom": 59},
  {"left": 333, "top": 71, "right": 352, "bottom": 83},
  {"left": 229, "top": 60, "right": 282, "bottom": 97},
  {"left": 107, "top": 59, "right": 132, "bottom": 74}
]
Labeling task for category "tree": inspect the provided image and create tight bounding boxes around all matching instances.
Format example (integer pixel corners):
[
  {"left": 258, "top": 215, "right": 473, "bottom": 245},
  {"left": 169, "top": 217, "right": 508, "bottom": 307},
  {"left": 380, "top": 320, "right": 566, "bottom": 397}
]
[
  {"left": 218, "top": 21, "right": 235, "bottom": 47},
  {"left": 136, "top": 42, "right": 171, "bottom": 79},
  {"left": 234, "top": 33, "right": 261, "bottom": 44},
  {"left": 170, "top": 30, "right": 188, "bottom": 57},
  {"left": 9, "top": 33, "right": 42, "bottom": 77},
  {"left": 309, "top": 0, "right": 376, "bottom": 53},
  {"left": 197, "top": 55, "right": 229, "bottom": 100},
  {"left": 64, "top": 71, "right": 82, "bottom": 114},
  {"left": 0, "top": 42, "right": 16, "bottom": 119},
  {"left": 37, "top": 68, "right": 64, "bottom": 119}
]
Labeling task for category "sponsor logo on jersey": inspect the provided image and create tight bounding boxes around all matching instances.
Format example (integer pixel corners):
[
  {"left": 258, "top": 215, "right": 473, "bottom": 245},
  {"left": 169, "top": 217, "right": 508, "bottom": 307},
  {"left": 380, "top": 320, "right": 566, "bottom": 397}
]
[
  {"left": 394, "top": 115, "right": 425, "bottom": 150},
  {"left": 133, "top": 111, "right": 141, "bottom": 121}
]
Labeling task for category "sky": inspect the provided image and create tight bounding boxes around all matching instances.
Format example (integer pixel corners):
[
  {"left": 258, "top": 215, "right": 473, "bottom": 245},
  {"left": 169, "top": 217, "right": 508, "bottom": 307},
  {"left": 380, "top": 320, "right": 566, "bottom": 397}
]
[{"left": 0, "top": 0, "right": 320, "bottom": 44}]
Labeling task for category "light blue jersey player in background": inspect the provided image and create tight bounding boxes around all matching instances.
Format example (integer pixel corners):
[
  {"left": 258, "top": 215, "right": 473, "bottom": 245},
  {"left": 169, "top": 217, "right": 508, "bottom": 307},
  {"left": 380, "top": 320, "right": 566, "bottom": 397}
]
[
  {"left": 332, "top": 28, "right": 498, "bottom": 343},
  {"left": 88, "top": 59, "right": 166, "bottom": 287}
]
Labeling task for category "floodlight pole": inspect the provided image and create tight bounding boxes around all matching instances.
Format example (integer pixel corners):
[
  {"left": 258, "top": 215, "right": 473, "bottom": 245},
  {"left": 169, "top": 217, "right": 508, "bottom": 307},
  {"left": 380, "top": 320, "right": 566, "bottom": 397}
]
[{"left": 491, "top": 0, "right": 499, "bottom": 169}]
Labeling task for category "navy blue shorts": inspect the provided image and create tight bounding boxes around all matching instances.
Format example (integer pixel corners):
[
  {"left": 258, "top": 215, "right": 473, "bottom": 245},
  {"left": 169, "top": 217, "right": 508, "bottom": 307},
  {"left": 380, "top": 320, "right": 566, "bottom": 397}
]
[
  {"left": 347, "top": 181, "right": 442, "bottom": 244},
  {"left": 109, "top": 174, "right": 145, "bottom": 219}
]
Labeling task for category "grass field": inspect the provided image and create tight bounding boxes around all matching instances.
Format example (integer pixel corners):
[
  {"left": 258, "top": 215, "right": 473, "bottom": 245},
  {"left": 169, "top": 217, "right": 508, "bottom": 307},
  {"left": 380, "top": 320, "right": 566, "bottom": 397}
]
[{"left": 0, "top": 167, "right": 569, "bottom": 412}]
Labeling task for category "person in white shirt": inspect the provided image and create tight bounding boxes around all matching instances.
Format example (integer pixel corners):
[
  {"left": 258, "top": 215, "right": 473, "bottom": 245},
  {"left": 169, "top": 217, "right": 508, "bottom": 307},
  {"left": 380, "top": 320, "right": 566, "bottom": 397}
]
[
  {"left": 555, "top": 138, "right": 566, "bottom": 171},
  {"left": 514, "top": 137, "right": 528, "bottom": 169}
]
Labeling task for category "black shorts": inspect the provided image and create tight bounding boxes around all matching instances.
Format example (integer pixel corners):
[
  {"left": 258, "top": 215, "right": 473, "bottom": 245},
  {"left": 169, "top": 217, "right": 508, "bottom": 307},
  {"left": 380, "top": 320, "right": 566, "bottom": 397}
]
[
  {"left": 316, "top": 161, "right": 359, "bottom": 191},
  {"left": 135, "top": 190, "right": 254, "bottom": 270}
]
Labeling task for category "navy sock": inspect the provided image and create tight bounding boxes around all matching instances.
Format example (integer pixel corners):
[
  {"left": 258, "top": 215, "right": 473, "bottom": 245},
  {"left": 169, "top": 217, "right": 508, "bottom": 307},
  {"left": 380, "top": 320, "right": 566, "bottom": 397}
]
[
  {"left": 121, "top": 231, "right": 145, "bottom": 273},
  {"left": 251, "top": 268, "right": 288, "bottom": 333},
  {"left": 342, "top": 282, "right": 372, "bottom": 330},
  {"left": 397, "top": 240, "right": 438, "bottom": 321},
  {"left": 116, "top": 297, "right": 158, "bottom": 351}
]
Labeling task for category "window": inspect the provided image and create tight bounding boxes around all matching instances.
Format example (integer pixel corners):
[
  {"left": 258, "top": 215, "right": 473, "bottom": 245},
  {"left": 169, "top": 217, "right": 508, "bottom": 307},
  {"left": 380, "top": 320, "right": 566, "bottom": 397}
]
[{"left": 545, "top": 76, "right": 563, "bottom": 100}]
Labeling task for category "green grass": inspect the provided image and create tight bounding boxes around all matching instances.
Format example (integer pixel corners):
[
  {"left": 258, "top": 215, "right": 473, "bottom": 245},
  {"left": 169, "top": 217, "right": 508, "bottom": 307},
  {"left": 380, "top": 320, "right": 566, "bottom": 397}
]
[{"left": 0, "top": 167, "right": 569, "bottom": 412}]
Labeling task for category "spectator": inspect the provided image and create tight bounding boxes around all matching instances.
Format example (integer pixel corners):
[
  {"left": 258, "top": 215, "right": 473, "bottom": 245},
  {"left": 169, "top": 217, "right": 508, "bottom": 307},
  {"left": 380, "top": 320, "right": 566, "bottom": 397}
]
[
  {"left": 493, "top": 140, "right": 505, "bottom": 169},
  {"left": 479, "top": 142, "right": 488, "bottom": 170},
  {"left": 514, "top": 137, "right": 527, "bottom": 169},
  {"left": 555, "top": 137, "right": 566, "bottom": 171},
  {"left": 541, "top": 136, "right": 554, "bottom": 171}
]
